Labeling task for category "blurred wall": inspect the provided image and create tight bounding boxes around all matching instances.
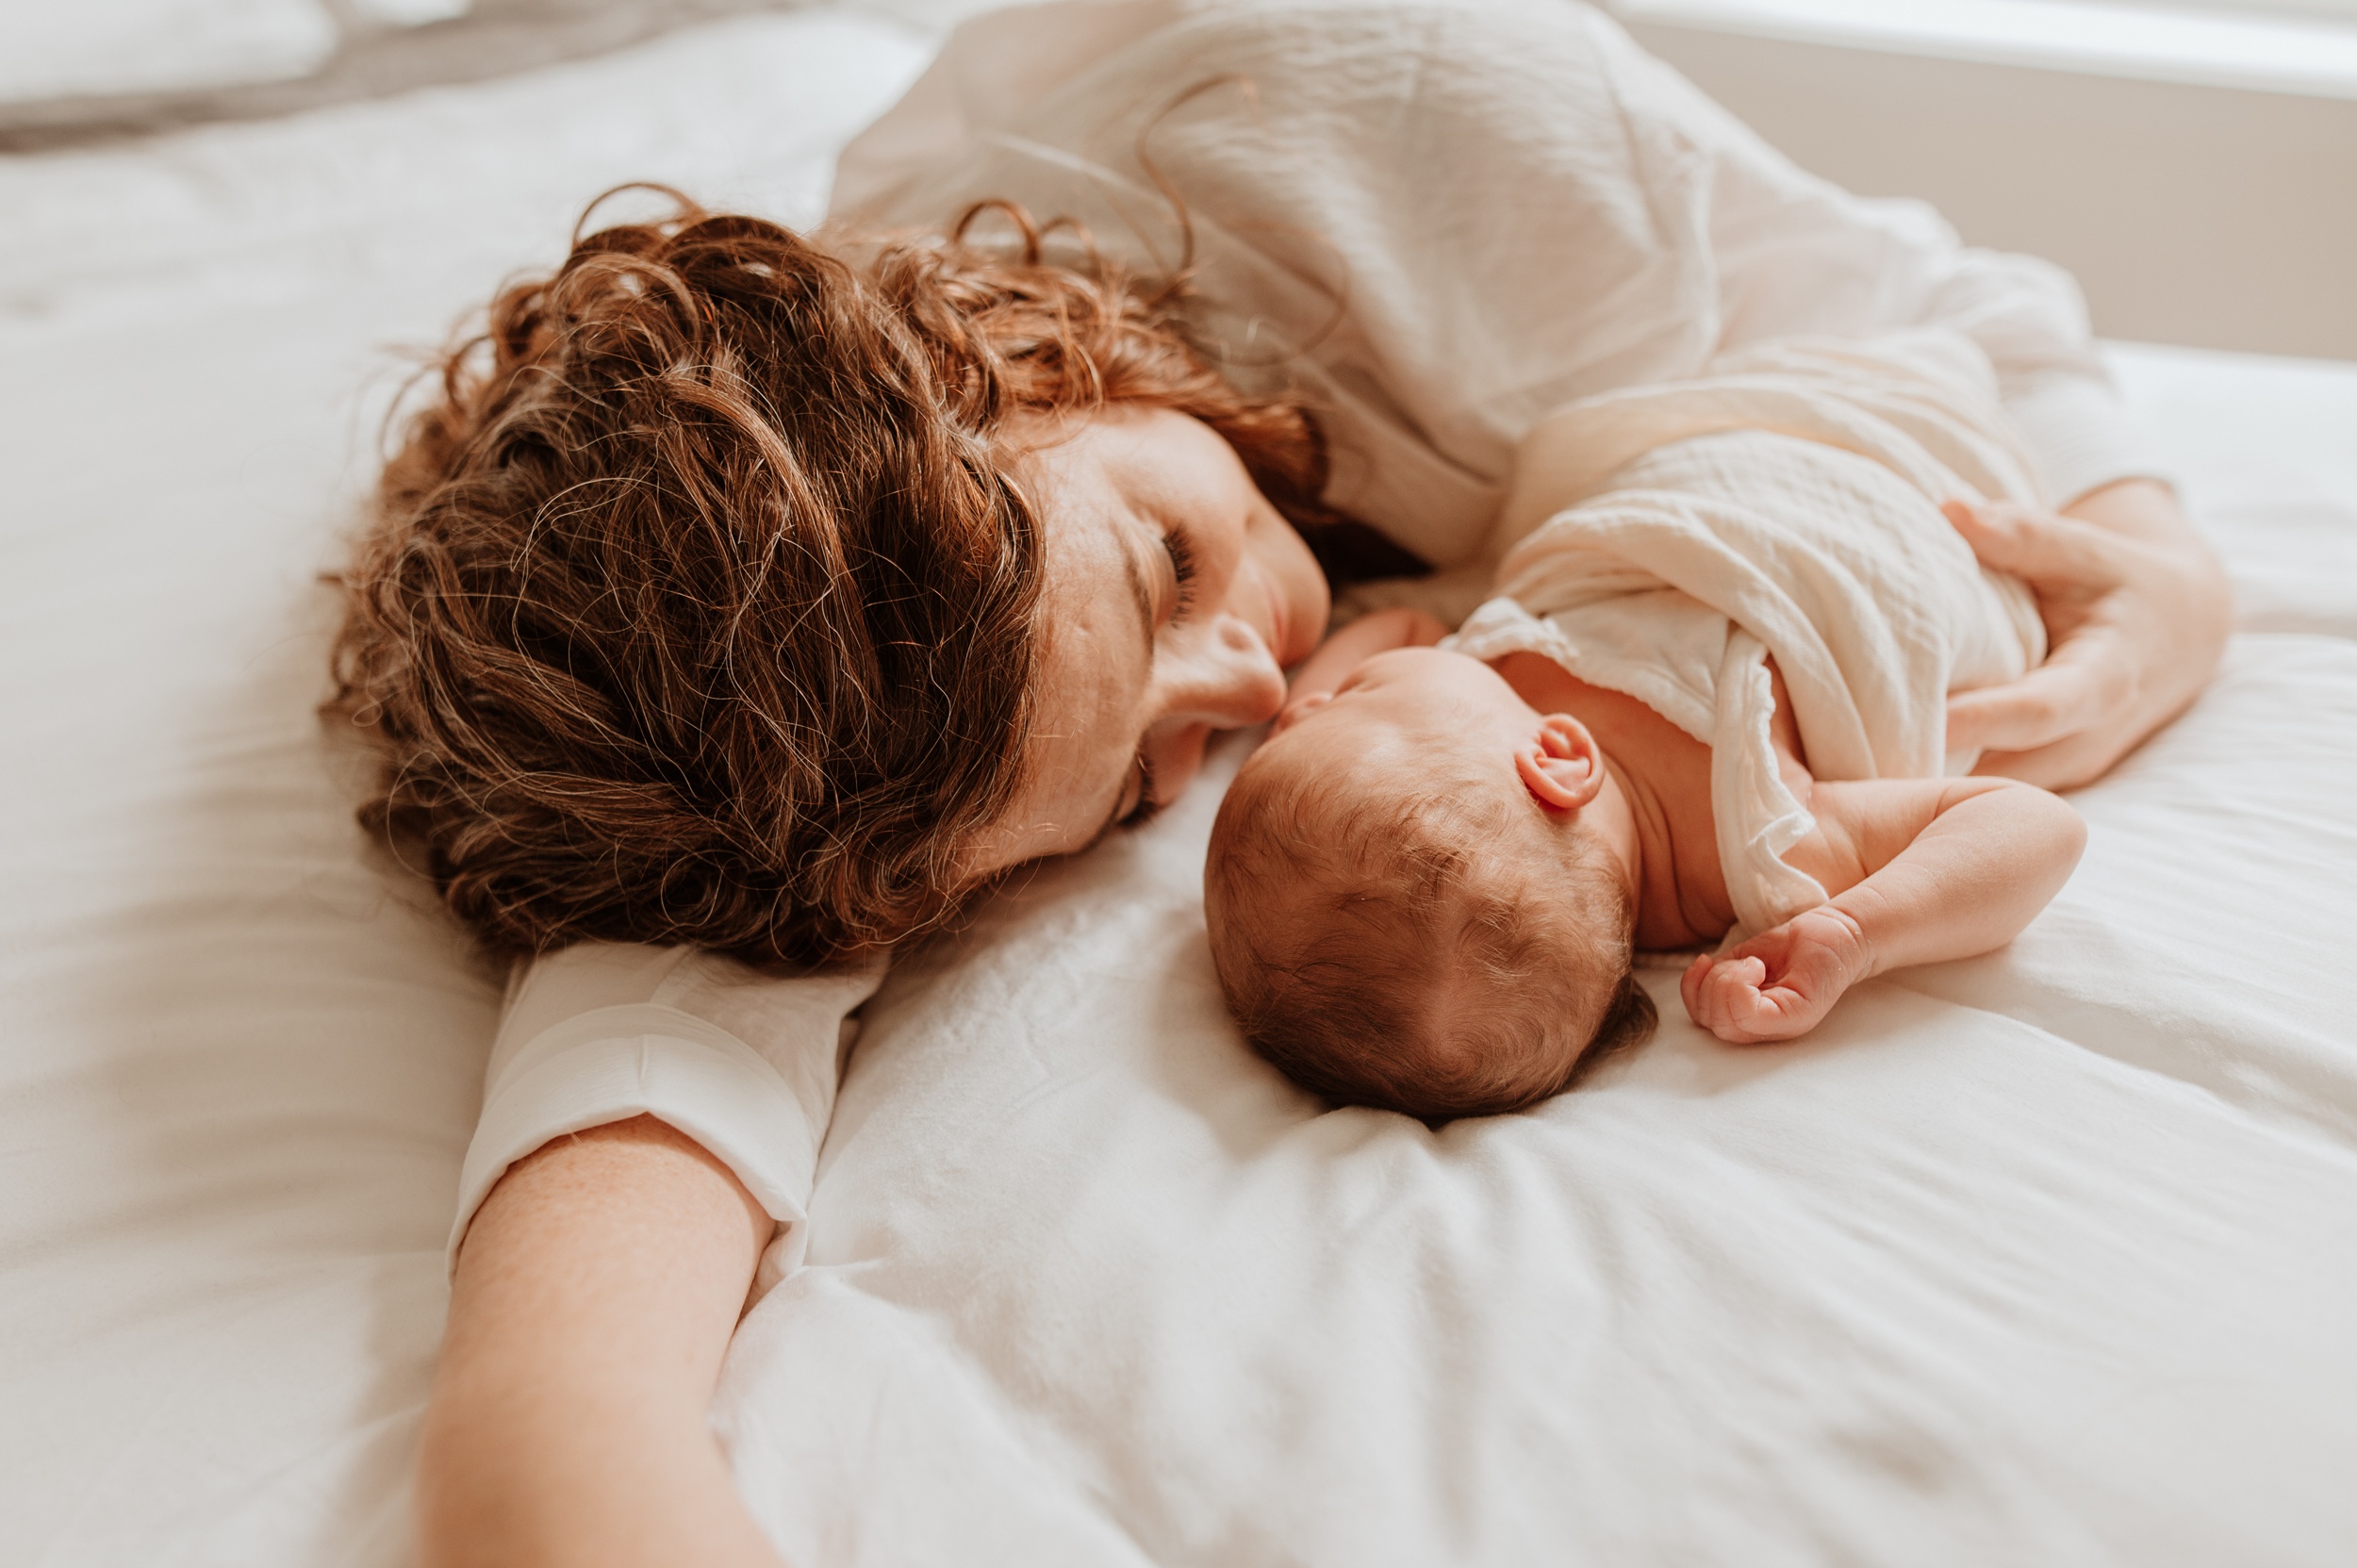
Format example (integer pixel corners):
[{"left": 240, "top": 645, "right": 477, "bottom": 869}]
[{"left": 1626, "top": 21, "right": 2357, "bottom": 361}]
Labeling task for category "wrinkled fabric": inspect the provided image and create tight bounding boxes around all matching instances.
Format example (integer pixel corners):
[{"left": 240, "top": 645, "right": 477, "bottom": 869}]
[
  {"left": 832, "top": 0, "right": 2158, "bottom": 568},
  {"left": 714, "top": 632, "right": 2357, "bottom": 1568}
]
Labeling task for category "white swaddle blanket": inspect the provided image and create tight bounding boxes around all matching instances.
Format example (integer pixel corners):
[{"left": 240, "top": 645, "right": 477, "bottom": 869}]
[{"left": 1450, "top": 331, "right": 2047, "bottom": 937}]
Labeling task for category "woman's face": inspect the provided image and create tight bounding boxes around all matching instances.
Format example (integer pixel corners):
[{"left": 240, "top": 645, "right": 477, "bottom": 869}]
[{"left": 967, "top": 406, "right": 1330, "bottom": 874}]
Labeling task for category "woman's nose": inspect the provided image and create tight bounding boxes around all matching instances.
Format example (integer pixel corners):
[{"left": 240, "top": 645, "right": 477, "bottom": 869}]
[{"left": 1159, "top": 613, "right": 1288, "bottom": 729}]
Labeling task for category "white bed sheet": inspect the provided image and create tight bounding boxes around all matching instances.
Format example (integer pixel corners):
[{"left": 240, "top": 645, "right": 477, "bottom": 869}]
[
  {"left": 726, "top": 629, "right": 2357, "bottom": 1567},
  {"left": 4, "top": 9, "right": 2356, "bottom": 1564},
  {"left": 0, "top": 14, "right": 930, "bottom": 1564}
]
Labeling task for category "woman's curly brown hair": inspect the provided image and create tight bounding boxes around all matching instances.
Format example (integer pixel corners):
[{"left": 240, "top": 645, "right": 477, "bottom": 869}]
[{"left": 330, "top": 191, "right": 1343, "bottom": 967}]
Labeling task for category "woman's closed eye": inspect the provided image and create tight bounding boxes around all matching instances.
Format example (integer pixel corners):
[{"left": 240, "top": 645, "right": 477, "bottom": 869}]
[
  {"left": 1110, "top": 533, "right": 1195, "bottom": 829},
  {"left": 1120, "top": 750, "right": 1162, "bottom": 828},
  {"left": 1162, "top": 529, "right": 1199, "bottom": 620}
]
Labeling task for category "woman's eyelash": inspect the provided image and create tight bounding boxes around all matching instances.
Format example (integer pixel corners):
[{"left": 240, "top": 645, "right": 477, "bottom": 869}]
[
  {"left": 1163, "top": 531, "right": 1199, "bottom": 619},
  {"left": 1124, "top": 751, "right": 1162, "bottom": 828}
]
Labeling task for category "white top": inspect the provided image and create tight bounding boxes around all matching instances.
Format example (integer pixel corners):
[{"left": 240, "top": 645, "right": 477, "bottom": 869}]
[
  {"left": 450, "top": 0, "right": 2157, "bottom": 1268},
  {"left": 453, "top": 943, "right": 882, "bottom": 1290},
  {"left": 1449, "top": 331, "right": 2046, "bottom": 937},
  {"left": 831, "top": 0, "right": 2158, "bottom": 564}
]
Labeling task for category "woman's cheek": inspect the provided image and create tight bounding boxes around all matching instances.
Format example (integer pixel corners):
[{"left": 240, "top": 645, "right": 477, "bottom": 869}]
[{"left": 1153, "top": 726, "right": 1215, "bottom": 803}]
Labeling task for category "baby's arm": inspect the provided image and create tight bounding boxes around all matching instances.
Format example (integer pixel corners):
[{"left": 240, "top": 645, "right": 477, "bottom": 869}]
[
  {"left": 1682, "top": 777, "right": 2086, "bottom": 1044},
  {"left": 1279, "top": 605, "right": 1448, "bottom": 720}
]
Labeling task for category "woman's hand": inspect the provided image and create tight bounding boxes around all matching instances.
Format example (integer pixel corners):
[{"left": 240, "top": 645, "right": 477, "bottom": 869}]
[
  {"left": 1942, "top": 479, "right": 2231, "bottom": 789},
  {"left": 417, "top": 1116, "right": 783, "bottom": 1568}
]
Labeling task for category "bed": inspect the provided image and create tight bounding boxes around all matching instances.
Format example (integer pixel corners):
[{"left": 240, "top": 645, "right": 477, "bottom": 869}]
[{"left": 5, "top": 7, "right": 2356, "bottom": 1564}]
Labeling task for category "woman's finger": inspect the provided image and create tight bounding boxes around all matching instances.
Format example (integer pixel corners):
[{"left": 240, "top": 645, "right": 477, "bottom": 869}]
[
  {"left": 1946, "top": 615, "right": 2132, "bottom": 755},
  {"left": 1941, "top": 499, "right": 2127, "bottom": 589},
  {"left": 1965, "top": 725, "right": 2131, "bottom": 792}
]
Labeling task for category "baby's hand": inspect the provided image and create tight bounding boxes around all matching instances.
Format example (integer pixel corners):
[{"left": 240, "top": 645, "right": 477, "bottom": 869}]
[{"left": 1679, "top": 905, "right": 1872, "bottom": 1045}]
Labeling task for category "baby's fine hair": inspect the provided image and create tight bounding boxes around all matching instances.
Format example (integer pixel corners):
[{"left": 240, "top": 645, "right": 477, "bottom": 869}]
[{"left": 1208, "top": 759, "right": 1657, "bottom": 1121}]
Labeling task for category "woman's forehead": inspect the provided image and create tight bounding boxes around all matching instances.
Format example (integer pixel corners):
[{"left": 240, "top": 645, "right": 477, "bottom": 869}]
[{"left": 1016, "top": 404, "right": 1240, "bottom": 508}]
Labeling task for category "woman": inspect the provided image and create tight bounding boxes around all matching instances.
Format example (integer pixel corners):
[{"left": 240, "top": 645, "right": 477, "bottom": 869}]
[{"left": 344, "top": 3, "right": 2230, "bottom": 1561}]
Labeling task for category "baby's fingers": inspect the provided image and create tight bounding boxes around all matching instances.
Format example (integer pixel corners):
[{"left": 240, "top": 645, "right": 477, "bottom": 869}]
[
  {"left": 1689, "top": 956, "right": 1771, "bottom": 1043},
  {"left": 1693, "top": 957, "right": 1836, "bottom": 1045},
  {"left": 1680, "top": 953, "right": 1714, "bottom": 1021}
]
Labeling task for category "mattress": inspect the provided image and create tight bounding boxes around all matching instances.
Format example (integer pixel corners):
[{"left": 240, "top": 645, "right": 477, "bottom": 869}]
[{"left": 4, "top": 9, "right": 2355, "bottom": 1564}]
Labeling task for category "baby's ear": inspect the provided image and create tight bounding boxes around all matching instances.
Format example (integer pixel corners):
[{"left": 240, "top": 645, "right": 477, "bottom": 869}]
[{"left": 1516, "top": 714, "right": 1605, "bottom": 810}]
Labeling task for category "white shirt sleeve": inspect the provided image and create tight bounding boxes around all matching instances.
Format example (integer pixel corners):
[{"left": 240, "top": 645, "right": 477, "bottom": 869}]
[{"left": 451, "top": 942, "right": 884, "bottom": 1296}]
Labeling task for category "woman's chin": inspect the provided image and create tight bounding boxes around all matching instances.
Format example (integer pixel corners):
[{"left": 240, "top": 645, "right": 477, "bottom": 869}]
[{"left": 1273, "top": 571, "right": 1328, "bottom": 669}]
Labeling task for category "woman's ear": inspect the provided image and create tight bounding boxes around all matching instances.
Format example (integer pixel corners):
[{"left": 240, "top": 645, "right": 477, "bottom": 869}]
[{"left": 1515, "top": 713, "right": 1606, "bottom": 810}]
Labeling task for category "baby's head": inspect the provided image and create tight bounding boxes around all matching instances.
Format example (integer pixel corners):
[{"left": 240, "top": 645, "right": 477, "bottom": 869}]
[{"left": 1206, "top": 647, "right": 1656, "bottom": 1120}]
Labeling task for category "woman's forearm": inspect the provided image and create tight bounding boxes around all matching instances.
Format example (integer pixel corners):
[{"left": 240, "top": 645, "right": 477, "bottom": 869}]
[{"left": 418, "top": 1116, "right": 782, "bottom": 1568}]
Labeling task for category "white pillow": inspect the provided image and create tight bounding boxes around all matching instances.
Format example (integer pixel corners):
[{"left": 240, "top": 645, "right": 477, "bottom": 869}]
[
  {"left": 0, "top": 0, "right": 344, "bottom": 104},
  {"left": 346, "top": 0, "right": 470, "bottom": 25}
]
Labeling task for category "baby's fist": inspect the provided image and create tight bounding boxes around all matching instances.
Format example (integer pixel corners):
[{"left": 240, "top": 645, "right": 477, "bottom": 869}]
[{"left": 1679, "top": 905, "right": 1872, "bottom": 1045}]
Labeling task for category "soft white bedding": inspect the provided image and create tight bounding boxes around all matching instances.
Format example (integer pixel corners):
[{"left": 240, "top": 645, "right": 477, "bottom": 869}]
[
  {"left": 0, "top": 15, "right": 929, "bottom": 1562},
  {"left": 732, "top": 631, "right": 2357, "bottom": 1567},
  {"left": 0, "top": 0, "right": 340, "bottom": 106},
  {"left": 3, "top": 8, "right": 2356, "bottom": 1565}
]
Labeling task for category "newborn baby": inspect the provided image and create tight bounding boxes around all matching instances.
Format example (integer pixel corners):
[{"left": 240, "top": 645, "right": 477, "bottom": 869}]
[{"left": 1204, "top": 333, "right": 2089, "bottom": 1120}]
